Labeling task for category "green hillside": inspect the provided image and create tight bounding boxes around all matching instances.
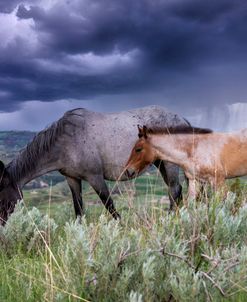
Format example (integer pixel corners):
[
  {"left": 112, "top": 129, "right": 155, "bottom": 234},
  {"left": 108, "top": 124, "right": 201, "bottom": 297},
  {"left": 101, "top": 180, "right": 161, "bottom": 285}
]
[
  {"left": 0, "top": 131, "right": 36, "bottom": 163},
  {"left": 0, "top": 131, "right": 64, "bottom": 186}
]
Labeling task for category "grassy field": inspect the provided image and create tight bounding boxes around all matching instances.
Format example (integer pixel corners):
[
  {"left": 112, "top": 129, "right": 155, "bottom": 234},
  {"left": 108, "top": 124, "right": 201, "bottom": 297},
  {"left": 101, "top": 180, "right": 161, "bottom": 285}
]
[
  {"left": 0, "top": 173, "right": 247, "bottom": 302},
  {"left": 23, "top": 171, "right": 172, "bottom": 218}
]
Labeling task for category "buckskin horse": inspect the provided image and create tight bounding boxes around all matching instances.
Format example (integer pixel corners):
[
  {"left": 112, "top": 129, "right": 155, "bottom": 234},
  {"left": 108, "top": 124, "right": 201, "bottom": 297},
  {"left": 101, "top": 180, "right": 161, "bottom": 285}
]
[{"left": 125, "top": 125, "right": 247, "bottom": 200}]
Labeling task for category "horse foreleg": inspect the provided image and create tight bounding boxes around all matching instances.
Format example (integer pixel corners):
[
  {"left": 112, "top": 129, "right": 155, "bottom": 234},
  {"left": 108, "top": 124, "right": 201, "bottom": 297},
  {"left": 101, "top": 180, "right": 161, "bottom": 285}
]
[
  {"left": 154, "top": 160, "right": 182, "bottom": 210},
  {"left": 66, "top": 176, "right": 84, "bottom": 218},
  {"left": 87, "top": 175, "right": 121, "bottom": 220},
  {"left": 187, "top": 179, "right": 198, "bottom": 201}
]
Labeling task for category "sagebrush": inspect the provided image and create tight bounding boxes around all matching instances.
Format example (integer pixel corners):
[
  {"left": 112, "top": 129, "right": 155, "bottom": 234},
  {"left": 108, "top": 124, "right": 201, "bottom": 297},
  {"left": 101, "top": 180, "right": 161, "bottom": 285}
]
[{"left": 0, "top": 190, "right": 247, "bottom": 302}]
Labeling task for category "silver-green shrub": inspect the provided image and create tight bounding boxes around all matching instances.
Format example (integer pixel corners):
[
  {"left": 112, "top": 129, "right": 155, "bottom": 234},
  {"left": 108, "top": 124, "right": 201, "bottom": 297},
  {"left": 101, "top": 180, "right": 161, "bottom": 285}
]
[
  {"left": 0, "top": 189, "right": 247, "bottom": 302},
  {"left": 0, "top": 201, "right": 57, "bottom": 253}
]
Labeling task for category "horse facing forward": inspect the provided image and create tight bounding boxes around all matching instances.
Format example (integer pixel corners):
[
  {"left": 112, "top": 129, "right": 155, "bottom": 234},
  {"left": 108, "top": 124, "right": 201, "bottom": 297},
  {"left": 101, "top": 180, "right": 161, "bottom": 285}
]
[
  {"left": 0, "top": 106, "right": 190, "bottom": 225},
  {"left": 125, "top": 125, "right": 247, "bottom": 200}
]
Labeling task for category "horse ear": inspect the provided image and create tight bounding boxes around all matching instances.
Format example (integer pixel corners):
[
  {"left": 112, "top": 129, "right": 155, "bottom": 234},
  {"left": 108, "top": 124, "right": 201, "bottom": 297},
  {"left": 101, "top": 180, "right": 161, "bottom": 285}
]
[
  {"left": 0, "top": 161, "right": 5, "bottom": 174},
  {"left": 137, "top": 125, "right": 148, "bottom": 139}
]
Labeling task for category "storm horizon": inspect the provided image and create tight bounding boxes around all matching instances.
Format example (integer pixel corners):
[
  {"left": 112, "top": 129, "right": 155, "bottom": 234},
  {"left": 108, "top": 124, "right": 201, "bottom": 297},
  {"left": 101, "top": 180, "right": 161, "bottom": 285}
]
[{"left": 0, "top": 0, "right": 247, "bottom": 131}]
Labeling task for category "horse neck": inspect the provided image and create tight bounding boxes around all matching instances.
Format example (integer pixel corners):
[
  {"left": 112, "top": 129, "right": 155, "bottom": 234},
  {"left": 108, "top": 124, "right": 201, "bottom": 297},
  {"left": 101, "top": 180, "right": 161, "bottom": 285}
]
[
  {"left": 150, "top": 134, "right": 199, "bottom": 167},
  {"left": 8, "top": 150, "right": 61, "bottom": 188}
]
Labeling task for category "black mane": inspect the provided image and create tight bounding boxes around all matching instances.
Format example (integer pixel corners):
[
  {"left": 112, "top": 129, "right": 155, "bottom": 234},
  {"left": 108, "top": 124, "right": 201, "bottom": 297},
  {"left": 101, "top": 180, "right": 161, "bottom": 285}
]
[
  {"left": 143, "top": 125, "right": 213, "bottom": 136},
  {"left": 7, "top": 113, "right": 75, "bottom": 182}
]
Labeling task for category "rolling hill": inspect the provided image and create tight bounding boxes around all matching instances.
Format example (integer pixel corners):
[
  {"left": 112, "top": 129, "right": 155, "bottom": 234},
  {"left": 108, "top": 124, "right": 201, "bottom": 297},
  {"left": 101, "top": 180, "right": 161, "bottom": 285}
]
[{"left": 0, "top": 131, "right": 65, "bottom": 187}]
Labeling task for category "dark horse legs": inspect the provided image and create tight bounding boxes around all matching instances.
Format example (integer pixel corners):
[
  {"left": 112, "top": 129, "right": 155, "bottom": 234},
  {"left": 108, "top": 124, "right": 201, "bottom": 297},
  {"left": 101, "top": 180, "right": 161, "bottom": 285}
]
[
  {"left": 154, "top": 160, "right": 182, "bottom": 210},
  {"left": 87, "top": 175, "right": 121, "bottom": 220},
  {"left": 66, "top": 175, "right": 120, "bottom": 220},
  {"left": 66, "top": 162, "right": 180, "bottom": 219},
  {"left": 66, "top": 176, "right": 84, "bottom": 217}
]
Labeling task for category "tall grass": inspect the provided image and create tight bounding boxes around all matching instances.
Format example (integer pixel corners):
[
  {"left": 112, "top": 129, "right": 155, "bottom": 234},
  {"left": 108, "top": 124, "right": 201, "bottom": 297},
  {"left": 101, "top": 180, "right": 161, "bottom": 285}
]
[{"left": 0, "top": 180, "right": 247, "bottom": 301}]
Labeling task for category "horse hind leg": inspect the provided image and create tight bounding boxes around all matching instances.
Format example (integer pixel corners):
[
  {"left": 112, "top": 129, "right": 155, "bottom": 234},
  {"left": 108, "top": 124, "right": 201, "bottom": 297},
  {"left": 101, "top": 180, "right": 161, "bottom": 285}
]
[
  {"left": 66, "top": 176, "right": 84, "bottom": 218},
  {"left": 87, "top": 175, "right": 121, "bottom": 220},
  {"left": 154, "top": 160, "right": 182, "bottom": 210}
]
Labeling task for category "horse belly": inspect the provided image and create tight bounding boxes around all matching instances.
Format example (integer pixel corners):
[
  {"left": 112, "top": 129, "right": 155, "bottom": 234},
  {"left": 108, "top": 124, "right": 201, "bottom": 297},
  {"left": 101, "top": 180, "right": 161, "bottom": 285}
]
[
  {"left": 221, "top": 143, "right": 247, "bottom": 178},
  {"left": 224, "top": 159, "right": 247, "bottom": 178}
]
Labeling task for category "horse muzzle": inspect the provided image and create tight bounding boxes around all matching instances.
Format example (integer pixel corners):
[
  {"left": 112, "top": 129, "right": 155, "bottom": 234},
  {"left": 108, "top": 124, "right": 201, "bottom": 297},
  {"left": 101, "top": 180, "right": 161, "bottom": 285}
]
[{"left": 125, "top": 167, "right": 138, "bottom": 179}]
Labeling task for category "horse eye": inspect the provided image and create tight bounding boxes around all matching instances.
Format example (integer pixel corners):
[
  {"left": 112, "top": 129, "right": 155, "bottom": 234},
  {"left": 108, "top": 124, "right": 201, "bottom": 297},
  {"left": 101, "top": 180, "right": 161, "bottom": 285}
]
[{"left": 135, "top": 147, "right": 142, "bottom": 153}]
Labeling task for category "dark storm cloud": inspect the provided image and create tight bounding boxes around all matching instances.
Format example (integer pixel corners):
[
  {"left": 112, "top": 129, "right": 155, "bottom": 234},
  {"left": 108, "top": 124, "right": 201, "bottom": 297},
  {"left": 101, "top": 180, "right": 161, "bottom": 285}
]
[
  {"left": 170, "top": 0, "right": 240, "bottom": 22},
  {"left": 0, "top": 0, "right": 39, "bottom": 13},
  {"left": 0, "top": 0, "right": 19, "bottom": 13},
  {"left": 16, "top": 0, "right": 246, "bottom": 61},
  {"left": 1, "top": 0, "right": 247, "bottom": 112},
  {"left": 16, "top": 1, "right": 205, "bottom": 62}
]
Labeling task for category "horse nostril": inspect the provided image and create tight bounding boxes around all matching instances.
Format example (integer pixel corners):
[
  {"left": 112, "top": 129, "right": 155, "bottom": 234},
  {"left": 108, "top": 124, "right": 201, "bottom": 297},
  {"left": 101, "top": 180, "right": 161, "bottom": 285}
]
[{"left": 125, "top": 168, "right": 136, "bottom": 178}]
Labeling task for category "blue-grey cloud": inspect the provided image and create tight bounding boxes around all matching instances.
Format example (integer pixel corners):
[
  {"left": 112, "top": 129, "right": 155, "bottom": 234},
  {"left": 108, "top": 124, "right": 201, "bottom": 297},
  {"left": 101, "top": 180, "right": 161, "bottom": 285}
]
[
  {"left": 0, "top": 0, "right": 39, "bottom": 13},
  {"left": 0, "top": 0, "right": 247, "bottom": 113}
]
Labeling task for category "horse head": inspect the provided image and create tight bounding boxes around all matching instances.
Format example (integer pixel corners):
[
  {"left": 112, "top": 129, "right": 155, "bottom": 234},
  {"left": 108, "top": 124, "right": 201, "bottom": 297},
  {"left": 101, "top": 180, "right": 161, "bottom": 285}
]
[
  {"left": 125, "top": 125, "right": 157, "bottom": 178},
  {"left": 0, "top": 161, "right": 23, "bottom": 225}
]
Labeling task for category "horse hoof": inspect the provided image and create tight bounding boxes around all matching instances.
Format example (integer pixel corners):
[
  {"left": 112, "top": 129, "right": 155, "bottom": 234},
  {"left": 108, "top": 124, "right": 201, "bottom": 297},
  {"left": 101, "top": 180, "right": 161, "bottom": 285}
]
[{"left": 113, "top": 212, "right": 121, "bottom": 220}]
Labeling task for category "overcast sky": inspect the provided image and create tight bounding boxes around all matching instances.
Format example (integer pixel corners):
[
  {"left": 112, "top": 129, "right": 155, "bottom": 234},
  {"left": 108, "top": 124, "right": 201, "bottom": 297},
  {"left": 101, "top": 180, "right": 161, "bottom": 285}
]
[{"left": 0, "top": 0, "right": 247, "bottom": 131}]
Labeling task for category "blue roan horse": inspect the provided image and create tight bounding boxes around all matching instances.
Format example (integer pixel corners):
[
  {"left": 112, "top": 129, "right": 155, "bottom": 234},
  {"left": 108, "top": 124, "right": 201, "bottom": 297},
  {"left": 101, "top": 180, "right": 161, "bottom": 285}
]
[{"left": 0, "top": 105, "right": 190, "bottom": 224}]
